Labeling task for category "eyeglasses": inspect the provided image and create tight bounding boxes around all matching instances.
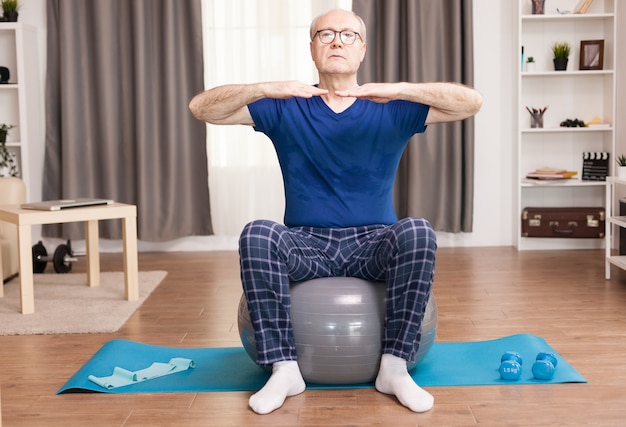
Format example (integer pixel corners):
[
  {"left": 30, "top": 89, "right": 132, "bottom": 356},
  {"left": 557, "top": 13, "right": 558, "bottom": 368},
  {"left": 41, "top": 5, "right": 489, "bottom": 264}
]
[{"left": 315, "top": 29, "right": 362, "bottom": 45}]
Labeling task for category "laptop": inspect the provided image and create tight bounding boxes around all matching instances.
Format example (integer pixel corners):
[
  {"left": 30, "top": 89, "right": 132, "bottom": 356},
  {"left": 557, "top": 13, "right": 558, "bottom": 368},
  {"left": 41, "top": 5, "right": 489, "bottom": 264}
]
[{"left": 21, "top": 198, "right": 114, "bottom": 211}]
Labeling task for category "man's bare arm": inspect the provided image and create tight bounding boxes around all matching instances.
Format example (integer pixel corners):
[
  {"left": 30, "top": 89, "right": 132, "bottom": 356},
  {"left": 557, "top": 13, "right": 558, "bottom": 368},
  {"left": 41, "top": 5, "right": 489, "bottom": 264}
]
[
  {"left": 189, "top": 82, "right": 329, "bottom": 126},
  {"left": 336, "top": 82, "right": 483, "bottom": 124},
  {"left": 189, "top": 84, "right": 258, "bottom": 126}
]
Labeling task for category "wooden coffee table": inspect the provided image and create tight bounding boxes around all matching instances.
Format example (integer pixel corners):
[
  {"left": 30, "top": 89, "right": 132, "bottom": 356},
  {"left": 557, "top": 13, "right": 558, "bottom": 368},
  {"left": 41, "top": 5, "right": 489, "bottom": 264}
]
[{"left": 0, "top": 203, "right": 138, "bottom": 314}]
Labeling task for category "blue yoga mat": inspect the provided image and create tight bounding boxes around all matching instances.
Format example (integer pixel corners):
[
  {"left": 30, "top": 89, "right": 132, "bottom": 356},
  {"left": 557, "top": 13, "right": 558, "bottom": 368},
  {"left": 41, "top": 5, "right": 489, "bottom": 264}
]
[{"left": 57, "top": 333, "right": 586, "bottom": 394}]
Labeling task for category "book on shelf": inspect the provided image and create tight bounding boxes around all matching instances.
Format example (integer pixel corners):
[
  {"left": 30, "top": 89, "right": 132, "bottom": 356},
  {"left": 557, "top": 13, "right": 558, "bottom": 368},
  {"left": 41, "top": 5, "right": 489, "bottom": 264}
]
[
  {"left": 521, "top": 178, "right": 578, "bottom": 185},
  {"left": 526, "top": 167, "right": 577, "bottom": 180},
  {"left": 586, "top": 117, "right": 611, "bottom": 129},
  {"left": 532, "top": 167, "right": 567, "bottom": 175},
  {"left": 577, "top": 0, "right": 594, "bottom": 14}
]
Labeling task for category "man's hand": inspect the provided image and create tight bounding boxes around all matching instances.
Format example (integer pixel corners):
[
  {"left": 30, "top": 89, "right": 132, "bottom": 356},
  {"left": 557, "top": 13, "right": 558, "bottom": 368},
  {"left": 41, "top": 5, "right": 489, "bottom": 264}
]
[
  {"left": 335, "top": 83, "right": 400, "bottom": 103},
  {"left": 337, "top": 82, "right": 483, "bottom": 124},
  {"left": 190, "top": 81, "right": 328, "bottom": 126},
  {"left": 261, "top": 81, "right": 329, "bottom": 99}
]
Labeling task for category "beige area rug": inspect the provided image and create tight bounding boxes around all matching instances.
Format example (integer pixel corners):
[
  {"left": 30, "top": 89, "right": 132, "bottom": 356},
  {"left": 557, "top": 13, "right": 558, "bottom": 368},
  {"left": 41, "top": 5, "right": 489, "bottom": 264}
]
[{"left": 0, "top": 271, "right": 167, "bottom": 335}]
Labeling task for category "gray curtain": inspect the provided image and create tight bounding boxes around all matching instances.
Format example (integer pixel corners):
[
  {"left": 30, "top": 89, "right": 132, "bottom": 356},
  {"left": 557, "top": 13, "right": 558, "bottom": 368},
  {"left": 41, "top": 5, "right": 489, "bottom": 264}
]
[
  {"left": 353, "top": 0, "right": 474, "bottom": 232},
  {"left": 43, "top": 0, "right": 212, "bottom": 241}
]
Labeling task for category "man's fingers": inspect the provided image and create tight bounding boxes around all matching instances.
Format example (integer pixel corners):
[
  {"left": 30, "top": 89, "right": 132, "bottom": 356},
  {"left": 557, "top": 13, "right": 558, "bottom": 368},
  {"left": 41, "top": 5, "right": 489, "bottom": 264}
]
[
  {"left": 336, "top": 88, "right": 392, "bottom": 103},
  {"left": 280, "top": 82, "right": 328, "bottom": 98}
]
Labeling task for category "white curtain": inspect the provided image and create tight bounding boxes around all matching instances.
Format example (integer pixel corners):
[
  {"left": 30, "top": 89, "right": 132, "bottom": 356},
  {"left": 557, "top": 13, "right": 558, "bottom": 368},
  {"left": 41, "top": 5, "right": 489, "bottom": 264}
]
[{"left": 201, "top": 0, "right": 352, "bottom": 236}]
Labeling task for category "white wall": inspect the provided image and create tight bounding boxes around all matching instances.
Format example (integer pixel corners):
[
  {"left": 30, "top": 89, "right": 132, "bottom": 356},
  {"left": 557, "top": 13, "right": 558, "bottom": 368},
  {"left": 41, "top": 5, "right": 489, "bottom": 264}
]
[
  {"left": 436, "top": 0, "right": 516, "bottom": 247},
  {"left": 12, "top": 0, "right": 624, "bottom": 252}
]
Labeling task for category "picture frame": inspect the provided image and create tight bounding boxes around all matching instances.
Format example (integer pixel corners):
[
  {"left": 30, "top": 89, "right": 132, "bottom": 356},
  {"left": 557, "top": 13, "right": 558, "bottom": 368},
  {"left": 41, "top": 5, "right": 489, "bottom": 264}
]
[
  {"left": 0, "top": 147, "right": 21, "bottom": 177},
  {"left": 579, "top": 40, "right": 604, "bottom": 70}
]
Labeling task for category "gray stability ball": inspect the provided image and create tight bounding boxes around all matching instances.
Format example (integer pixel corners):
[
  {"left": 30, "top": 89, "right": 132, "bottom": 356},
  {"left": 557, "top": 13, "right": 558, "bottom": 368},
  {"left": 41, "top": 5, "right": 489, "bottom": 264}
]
[{"left": 237, "top": 277, "right": 438, "bottom": 384}]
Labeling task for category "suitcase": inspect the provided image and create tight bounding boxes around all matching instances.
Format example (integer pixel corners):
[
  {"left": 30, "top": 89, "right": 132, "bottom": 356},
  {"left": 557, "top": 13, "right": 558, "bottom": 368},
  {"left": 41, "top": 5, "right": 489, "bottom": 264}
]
[{"left": 521, "top": 207, "right": 605, "bottom": 238}]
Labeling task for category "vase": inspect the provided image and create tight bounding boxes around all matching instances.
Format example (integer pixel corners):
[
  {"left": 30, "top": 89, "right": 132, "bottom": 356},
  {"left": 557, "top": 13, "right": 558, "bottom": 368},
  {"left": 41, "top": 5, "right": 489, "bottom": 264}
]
[
  {"left": 526, "top": 62, "right": 536, "bottom": 72},
  {"left": 532, "top": 0, "right": 545, "bottom": 14},
  {"left": 618, "top": 167, "right": 626, "bottom": 180},
  {"left": 553, "top": 58, "right": 568, "bottom": 71},
  {"left": 530, "top": 115, "right": 543, "bottom": 128}
]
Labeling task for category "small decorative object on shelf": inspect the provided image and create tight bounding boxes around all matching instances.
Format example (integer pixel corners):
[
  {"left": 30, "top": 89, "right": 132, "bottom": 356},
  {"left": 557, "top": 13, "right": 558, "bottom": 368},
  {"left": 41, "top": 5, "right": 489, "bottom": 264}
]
[
  {"left": 559, "top": 118, "right": 585, "bottom": 128},
  {"left": 0, "top": 123, "right": 18, "bottom": 177},
  {"left": 551, "top": 42, "right": 571, "bottom": 71},
  {"left": 616, "top": 154, "right": 626, "bottom": 179},
  {"left": 582, "top": 152, "right": 609, "bottom": 181},
  {"left": 525, "top": 106, "right": 547, "bottom": 128},
  {"left": 0, "top": 0, "right": 20, "bottom": 22},
  {"left": 531, "top": 0, "right": 546, "bottom": 14},
  {"left": 525, "top": 57, "right": 535, "bottom": 72},
  {"left": 0, "top": 123, "right": 12, "bottom": 142},
  {"left": 0, "top": 65, "right": 8, "bottom": 83},
  {"left": 579, "top": 40, "right": 604, "bottom": 70}
]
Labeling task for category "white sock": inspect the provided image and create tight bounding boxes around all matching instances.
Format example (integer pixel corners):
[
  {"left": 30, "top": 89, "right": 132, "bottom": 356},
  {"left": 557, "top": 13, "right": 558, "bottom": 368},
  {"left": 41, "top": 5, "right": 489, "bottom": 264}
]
[
  {"left": 248, "top": 360, "right": 306, "bottom": 415},
  {"left": 375, "top": 353, "right": 434, "bottom": 413}
]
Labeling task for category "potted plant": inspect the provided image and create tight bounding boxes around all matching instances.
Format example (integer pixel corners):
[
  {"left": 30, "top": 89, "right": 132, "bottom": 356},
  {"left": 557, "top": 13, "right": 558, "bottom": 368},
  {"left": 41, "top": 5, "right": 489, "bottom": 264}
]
[
  {"left": 1, "top": 0, "right": 20, "bottom": 22},
  {"left": 525, "top": 56, "right": 536, "bottom": 72},
  {"left": 616, "top": 154, "right": 626, "bottom": 179},
  {"left": 0, "top": 123, "right": 18, "bottom": 177},
  {"left": 551, "top": 42, "right": 571, "bottom": 71}
]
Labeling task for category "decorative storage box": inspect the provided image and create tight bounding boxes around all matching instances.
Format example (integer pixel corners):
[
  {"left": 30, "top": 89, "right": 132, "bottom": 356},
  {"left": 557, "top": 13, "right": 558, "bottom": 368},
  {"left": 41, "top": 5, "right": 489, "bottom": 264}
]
[{"left": 521, "top": 207, "right": 605, "bottom": 238}]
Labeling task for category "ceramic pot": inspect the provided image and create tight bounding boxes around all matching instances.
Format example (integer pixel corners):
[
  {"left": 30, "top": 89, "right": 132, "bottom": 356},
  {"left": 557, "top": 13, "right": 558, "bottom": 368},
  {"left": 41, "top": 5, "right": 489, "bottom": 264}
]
[{"left": 553, "top": 58, "right": 568, "bottom": 71}]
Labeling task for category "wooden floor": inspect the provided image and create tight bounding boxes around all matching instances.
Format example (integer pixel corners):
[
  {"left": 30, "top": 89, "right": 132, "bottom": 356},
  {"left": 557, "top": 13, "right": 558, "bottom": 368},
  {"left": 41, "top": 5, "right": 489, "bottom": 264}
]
[{"left": 1, "top": 247, "right": 626, "bottom": 426}]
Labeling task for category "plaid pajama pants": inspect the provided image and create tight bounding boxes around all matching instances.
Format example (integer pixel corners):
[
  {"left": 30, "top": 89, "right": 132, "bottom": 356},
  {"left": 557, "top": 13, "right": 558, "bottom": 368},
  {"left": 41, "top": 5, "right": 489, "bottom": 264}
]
[{"left": 238, "top": 217, "right": 437, "bottom": 367}]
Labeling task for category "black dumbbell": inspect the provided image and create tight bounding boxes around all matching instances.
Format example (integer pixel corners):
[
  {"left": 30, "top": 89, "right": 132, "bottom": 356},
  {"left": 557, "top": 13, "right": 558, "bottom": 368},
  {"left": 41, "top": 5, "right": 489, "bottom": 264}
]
[
  {"left": 32, "top": 241, "right": 49, "bottom": 273},
  {"left": 31, "top": 240, "right": 78, "bottom": 273}
]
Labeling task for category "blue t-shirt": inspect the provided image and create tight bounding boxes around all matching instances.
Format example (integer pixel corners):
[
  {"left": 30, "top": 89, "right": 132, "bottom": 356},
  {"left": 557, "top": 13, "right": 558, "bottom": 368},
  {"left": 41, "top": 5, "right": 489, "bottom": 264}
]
[{"left": 248, "top": 94, "right": 429, "bottom": 228}]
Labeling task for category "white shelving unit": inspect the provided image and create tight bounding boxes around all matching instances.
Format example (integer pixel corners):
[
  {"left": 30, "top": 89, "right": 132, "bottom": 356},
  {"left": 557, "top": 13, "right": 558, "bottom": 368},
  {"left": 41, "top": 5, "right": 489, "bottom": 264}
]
[
  {"left": 0, "top": 23, "right": 42, "bottom": 202},
  {"left": 515, "top": 0, "right": 617, "bottom": 250},
  {"left": 605, "top": 177, "right": 626, "bottom": 278}
]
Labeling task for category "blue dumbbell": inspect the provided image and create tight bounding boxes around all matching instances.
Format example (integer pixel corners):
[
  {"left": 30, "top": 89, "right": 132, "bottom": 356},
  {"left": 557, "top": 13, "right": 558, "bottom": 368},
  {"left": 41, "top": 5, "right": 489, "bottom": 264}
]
[
  {"left": 532, "top": 352, "right": 558, "bottom": 380},
  {"left": 499, "top": 351, "right": 523, "bottom": 380}
]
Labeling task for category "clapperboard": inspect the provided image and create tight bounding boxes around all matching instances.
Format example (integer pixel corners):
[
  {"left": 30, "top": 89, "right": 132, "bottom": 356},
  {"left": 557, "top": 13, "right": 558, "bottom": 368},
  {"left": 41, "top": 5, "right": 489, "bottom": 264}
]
[{"left": 582, "top": 152, "right": 609, "bottom": 181}]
